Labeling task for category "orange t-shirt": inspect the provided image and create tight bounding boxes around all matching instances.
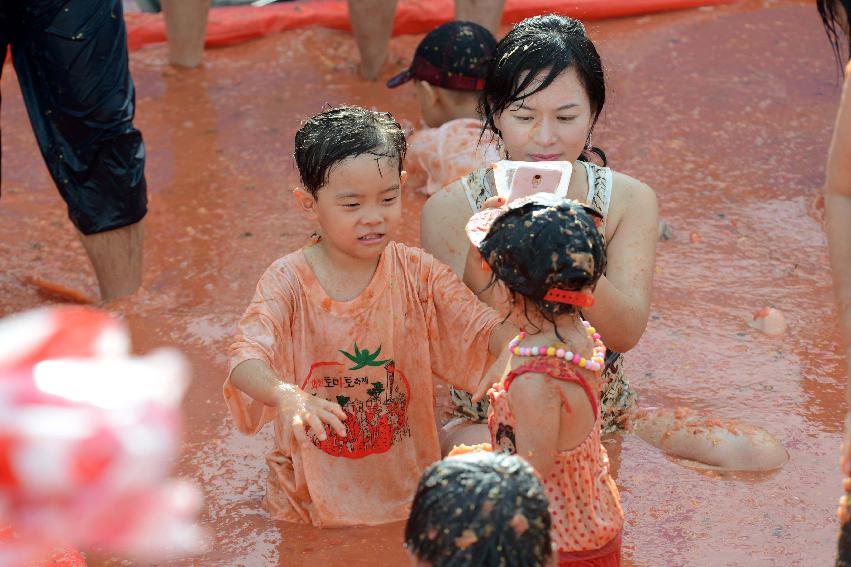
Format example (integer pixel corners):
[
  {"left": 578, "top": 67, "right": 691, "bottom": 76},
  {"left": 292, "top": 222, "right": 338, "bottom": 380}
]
[
  {"left": 224, "top": 242, "right": 501, "bottom": 527},
  {"left": 407, "top": 118, "right": 501, "bottom": 196}
]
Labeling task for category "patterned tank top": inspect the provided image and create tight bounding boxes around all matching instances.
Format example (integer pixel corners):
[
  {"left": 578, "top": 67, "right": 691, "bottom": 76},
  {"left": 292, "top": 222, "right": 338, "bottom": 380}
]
[{"left": 487, "top": 358, "right": 623, "bottom": 553}]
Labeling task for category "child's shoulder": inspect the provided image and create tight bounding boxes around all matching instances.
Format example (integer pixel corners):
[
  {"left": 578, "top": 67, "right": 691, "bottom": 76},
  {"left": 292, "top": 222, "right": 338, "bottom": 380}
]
[
  {"left": 386, "top": 242, "right": 460, "bottom": 290},
  {"left": 256, "top": 249, "right": 309, "bottom": 292},
  {"left": 263, "top": 249, "right": 304, "bottom": 273},
  {"left": 438, "top": 117, "right": 483, "bottom": 133},
  {"left": 386, "top": 241, "right": 438, "bottom": 269}
]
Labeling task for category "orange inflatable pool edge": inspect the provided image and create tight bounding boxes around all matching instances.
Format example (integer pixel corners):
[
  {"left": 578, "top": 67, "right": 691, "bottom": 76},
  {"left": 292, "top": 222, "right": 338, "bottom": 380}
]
[{"left": 124, "top": 0, "right": 738, "bottom": 51}]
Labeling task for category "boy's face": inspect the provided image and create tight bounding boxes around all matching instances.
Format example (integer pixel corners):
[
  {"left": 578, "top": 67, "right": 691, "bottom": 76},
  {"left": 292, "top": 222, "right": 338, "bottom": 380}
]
[{"left": 298, "top": 154, "right": 404, "bottom": 262}]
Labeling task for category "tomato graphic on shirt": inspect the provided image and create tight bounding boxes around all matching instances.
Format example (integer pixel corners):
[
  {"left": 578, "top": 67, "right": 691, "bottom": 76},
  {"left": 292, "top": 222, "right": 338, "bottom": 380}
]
[{"left": 301, "top": 343, "right": 411, "bottom": 459}]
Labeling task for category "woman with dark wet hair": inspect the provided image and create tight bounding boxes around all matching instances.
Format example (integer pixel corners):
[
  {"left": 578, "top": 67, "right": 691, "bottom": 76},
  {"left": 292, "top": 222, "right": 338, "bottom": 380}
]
[
  {"left": 423, "top": 14, "right": 789, "bottom": 475},
  {"left": 815, "top": 2, "right": 851, "bottom": 565},
  {"left": 421, "top": 14, "right": 657, "bottom": 443},
  {"left": 405, "top": 451, "right": 555, "bottom": 567}
]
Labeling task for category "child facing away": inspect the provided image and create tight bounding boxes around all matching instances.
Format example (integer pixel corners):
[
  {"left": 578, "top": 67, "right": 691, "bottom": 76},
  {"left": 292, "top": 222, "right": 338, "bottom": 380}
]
[
  {"left": 404, "top": 451, "right": 555, "bottom": 567},
  {"left": 465, "top": 194, "right": 622, "bottom": 565},
  {"left": 386, "top": 20, "right": 500, "bottom": 196},
  {"left": 223, "top": 106, "right": 516, "bottom": 527}
]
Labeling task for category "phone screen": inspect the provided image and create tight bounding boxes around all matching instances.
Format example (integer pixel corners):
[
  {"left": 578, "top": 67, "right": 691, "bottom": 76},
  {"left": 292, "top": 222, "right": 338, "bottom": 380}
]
[{"left": 506, "top": 167, "right": 565, "bottom": 203}]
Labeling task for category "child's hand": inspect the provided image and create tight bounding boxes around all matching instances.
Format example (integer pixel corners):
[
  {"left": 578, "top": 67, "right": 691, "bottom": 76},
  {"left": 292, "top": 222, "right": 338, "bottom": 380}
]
[
  {"left": 275, "top": 384, "right": 347, "bottom": 446},
  {"left": 481, "top": 195, "right": 507, "bottom": 210}
]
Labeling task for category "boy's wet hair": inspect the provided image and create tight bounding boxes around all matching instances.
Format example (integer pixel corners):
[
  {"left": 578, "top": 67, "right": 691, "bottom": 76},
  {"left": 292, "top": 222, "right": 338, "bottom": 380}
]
[
  {"left": 480, "top": 14, "right": 607, "bottom": 165},
  {"left": 405, "top": 452, "right": 552, "bottom": 567},
  {"left": 294, "top": 106, "right": 407, "bottom": 197}
]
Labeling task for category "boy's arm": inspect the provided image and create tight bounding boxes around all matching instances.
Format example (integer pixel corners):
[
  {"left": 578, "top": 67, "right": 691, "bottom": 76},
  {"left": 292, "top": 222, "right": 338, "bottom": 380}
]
[
  {"left": 463, "top": 241, "right": 491, "bottom": 298},
  {"left": 453, "top": 243, "right": 516, "bottom": 400},
  {"left": 230, "top": 359, "right": 346, "bottom": 445},
  {"left": 469, "top": 321, "right": 515, "bottom": 402},
  {"left": 225, "top": 262, "right": 345, "bottom": 444},
  {"left": 463, "top": 241, "right": 513, "bottom": 309},
  {"left": 423, "top": 245, "right": 517, "bottom": 401}
]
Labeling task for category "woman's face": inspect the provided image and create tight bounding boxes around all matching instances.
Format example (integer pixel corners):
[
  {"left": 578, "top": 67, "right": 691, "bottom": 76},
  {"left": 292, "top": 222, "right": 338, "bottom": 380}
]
[{"left": 493, "top": 66, "right": 595, "bottom": 163}]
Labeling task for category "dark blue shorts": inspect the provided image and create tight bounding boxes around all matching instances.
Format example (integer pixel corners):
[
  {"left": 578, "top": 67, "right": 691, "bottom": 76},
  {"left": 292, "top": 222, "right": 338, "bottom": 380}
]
[{"left": 1, "top": 0, "right": 147, "bottom": 235}]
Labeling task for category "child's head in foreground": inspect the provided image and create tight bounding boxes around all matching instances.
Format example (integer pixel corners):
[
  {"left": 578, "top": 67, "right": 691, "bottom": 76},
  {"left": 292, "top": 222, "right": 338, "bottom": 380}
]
[
  {"left": 387, "top": 21, "right": 497, "bottom": 128},
  {"left": 468, "top": 195, "right": 606, "bottom": 339},
  {"left": 404, "top": 452, "right": 554, "bottom": 567},
  {"left": 293, "top": 106, "right": 407, "bottom": 260}
]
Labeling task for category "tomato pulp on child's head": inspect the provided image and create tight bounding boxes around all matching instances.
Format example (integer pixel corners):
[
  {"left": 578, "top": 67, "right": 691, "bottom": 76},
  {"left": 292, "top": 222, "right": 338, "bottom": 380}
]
[
  {"left": 493, "top": 67, "right": 595, "bottom": 163},
  {"left": 309, "top": 154, "right": 403, "bottom": 261}
]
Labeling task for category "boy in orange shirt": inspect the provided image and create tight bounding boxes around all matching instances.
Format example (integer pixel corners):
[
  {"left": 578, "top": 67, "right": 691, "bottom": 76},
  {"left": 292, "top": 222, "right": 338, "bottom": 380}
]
[{"left": 224, "top": 106, "right": 515, "bottom": 527}]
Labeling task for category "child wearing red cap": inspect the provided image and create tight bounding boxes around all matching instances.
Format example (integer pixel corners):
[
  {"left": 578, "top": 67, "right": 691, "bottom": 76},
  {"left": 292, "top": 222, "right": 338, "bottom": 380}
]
[{"left": 387, "top": 21, "right": 500, "bottom": 196}]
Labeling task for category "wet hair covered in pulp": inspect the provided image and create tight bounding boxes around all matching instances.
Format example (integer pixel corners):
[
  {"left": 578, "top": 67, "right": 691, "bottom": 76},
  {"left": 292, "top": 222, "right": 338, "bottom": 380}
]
[
  {"left": 404, "top": 452, "right": 553, "bottom": 567},
  {"left": 294, "top": 106, "right": 407, "bottom": 197}
]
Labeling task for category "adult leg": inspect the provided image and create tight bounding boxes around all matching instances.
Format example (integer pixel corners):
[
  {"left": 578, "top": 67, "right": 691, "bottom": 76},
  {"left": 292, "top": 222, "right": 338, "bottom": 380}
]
[
  {"left": 348, "top": 0, "right": 397, "bottom": 81},
  {"left": 162, "top": 0, "right": 211, "bottom": 68},
  {"left": 629, "top": 407, "right": 788, "bottom": 471},
  {"left": 79, "top": 221, "right": 144, "bottom": 301},
  {"left": 439, "top": 420, "right": 490, "bottom": 456},
  {"left": 454, "top": 0, "right": 506, "bottom": 36},
  {"left": 13, "top": 0, "right": 148, "bottom": 301}
]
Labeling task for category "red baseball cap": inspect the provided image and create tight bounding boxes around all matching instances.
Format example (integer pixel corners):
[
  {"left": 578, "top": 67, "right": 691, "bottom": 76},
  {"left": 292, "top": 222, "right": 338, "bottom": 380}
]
[{"left": 387, "top": 21, "right": 497, "bottom": 91}]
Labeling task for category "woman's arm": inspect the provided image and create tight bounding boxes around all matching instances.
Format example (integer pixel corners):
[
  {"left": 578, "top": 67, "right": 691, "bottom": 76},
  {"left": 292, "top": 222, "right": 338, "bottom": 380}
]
[
  {"left": 827, "top": 64, "right": 851, "bottom": 353},
  {"left": 825, "top": 63, "right": 851, "bottom": 475},
  {"left": 421, "top": 180, "right": 476, "bottom": 276},
  {"left": 583, "top": 176, "right": 659, "bottom": 353}
]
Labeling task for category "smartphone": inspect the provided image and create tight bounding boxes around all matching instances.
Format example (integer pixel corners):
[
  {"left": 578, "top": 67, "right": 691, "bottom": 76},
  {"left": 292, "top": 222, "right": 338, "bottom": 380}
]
[
  {"left": 493, "top": 160, "right": 572, "bottom": 203},
  {"left": 507, "top": 167, "right": 565, "bottom": 202}
]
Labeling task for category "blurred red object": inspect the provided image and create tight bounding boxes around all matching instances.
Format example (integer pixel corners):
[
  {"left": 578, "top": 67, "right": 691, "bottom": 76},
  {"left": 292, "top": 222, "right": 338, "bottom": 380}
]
[{"left": 0, "top": 307, "right": 204, "bottom": 566}]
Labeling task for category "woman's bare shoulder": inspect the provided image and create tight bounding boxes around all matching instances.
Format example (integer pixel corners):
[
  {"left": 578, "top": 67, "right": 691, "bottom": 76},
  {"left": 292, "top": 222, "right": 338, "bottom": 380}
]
[
  {"left": 610, "top": 169, "right": 656, "bottom": 198},
  {"left": 609, "top": 169, "right": 658, "bottom": 214},
  {"left": 421, "top": 180, "right": 470, "bottom": 231},
  {"left": 422, "top": 167, "right": 493, "bottom": 217}
]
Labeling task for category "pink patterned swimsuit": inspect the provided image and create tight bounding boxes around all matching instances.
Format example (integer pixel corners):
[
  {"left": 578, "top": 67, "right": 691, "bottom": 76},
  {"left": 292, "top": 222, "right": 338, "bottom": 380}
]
[{"left": 487, "top": 359, "right": 623, "bottom": 559}]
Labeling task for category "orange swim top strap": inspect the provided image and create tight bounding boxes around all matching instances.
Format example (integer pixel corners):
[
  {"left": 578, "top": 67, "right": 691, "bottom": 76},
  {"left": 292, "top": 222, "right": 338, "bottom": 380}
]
[{"left": 503, "top": 361, "right": 598, "bottom": 417}]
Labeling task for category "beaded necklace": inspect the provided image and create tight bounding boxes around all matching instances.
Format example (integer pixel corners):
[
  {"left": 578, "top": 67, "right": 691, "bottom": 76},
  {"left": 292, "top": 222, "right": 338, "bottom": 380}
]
[{"left": 508, "top": 320, "right": 606, "bottom": 373}]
